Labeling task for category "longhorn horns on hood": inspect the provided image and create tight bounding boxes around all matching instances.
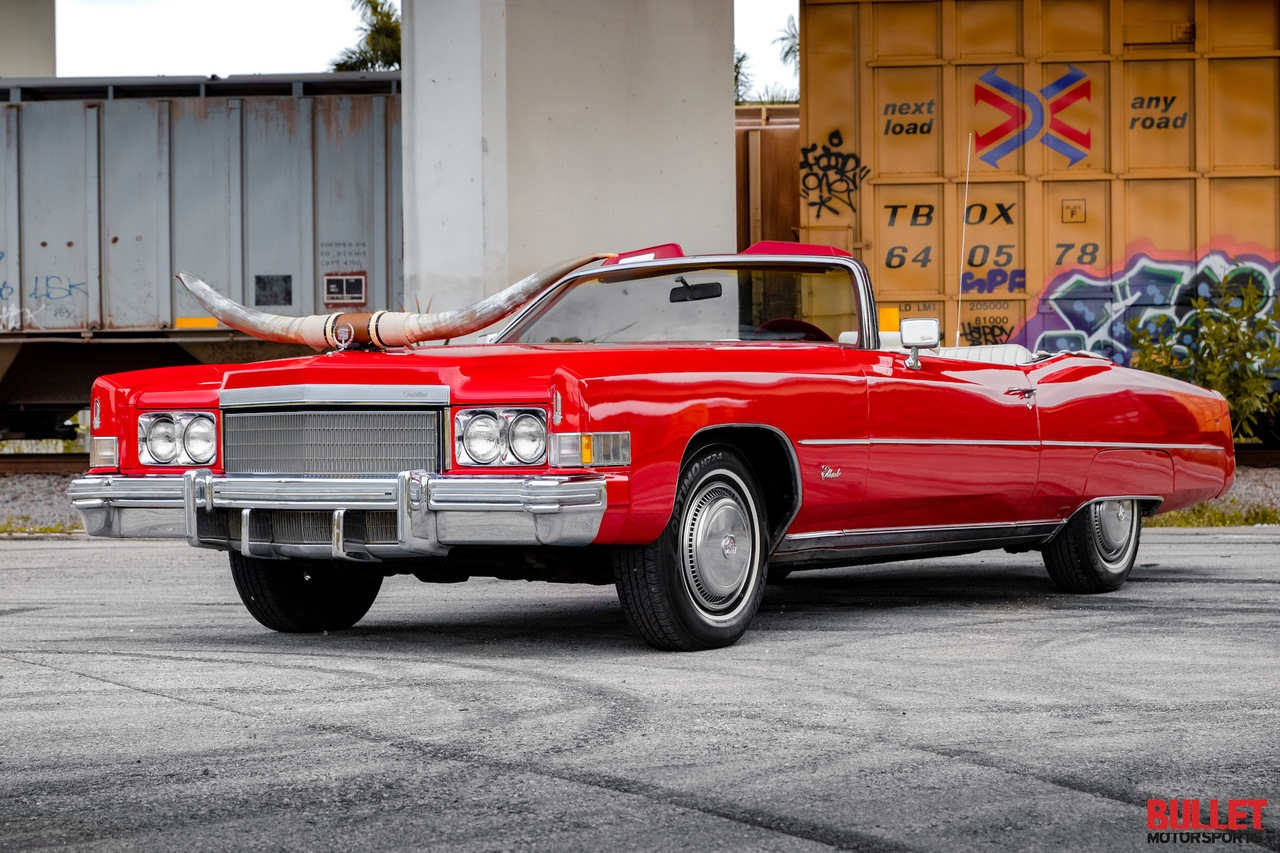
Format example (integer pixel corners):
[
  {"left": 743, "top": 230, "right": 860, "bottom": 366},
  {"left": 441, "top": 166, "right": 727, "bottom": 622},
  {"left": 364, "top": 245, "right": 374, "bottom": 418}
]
[{"left": 175, "top": 253, "right": 613, "bottom": 349}]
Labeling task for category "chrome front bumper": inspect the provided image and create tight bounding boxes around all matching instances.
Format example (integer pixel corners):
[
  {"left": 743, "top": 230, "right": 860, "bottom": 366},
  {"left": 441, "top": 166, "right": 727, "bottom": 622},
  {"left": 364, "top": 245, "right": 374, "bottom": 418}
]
[{"left": 68, "top": 469, "right": 609, "bottom": 561}]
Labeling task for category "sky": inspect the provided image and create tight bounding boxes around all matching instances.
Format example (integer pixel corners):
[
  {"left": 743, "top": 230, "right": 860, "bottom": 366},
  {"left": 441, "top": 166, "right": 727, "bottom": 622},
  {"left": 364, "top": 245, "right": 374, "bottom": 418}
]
[{"left": 55, "top": 0, "right": 800, "bottom": 97}]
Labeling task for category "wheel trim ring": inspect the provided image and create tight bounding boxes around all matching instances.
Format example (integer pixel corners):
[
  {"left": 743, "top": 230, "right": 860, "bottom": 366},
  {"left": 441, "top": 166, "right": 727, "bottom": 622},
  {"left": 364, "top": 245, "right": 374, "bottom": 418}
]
[{"left": 679, "top": 472, "right": 760, "bottom": 621}]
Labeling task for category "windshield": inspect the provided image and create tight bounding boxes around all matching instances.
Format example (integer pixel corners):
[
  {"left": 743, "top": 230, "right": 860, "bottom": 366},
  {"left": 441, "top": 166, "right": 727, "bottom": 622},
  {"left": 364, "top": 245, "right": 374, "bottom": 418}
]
[{"left": 500, "top": 263, "right": 863, "bottom": 345}]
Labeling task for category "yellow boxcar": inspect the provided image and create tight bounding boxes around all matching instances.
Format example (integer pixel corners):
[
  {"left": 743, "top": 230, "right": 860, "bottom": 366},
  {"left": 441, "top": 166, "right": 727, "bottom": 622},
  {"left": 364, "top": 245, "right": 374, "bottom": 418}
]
[{"left": 799, "top": 0, "right": 1279, "bottom": 361}]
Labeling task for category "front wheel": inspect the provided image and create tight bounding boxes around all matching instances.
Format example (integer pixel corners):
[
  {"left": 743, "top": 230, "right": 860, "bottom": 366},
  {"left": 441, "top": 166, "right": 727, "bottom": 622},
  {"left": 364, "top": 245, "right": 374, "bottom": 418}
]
[
  {"left": 229, "top": 552, "right": 383, "bottom": 632},
  {"left": 1042, "top": 499, "right": 1141, "bottom": 593},
  {"left": 613, "top": 447, "right": 768, "bottom": 650}
]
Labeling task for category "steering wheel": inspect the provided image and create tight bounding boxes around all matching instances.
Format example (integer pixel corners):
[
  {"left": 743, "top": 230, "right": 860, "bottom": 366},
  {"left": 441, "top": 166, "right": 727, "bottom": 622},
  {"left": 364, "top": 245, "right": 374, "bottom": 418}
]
[{"left": 751, "top": 318, "right": 834, "bottom": 342}]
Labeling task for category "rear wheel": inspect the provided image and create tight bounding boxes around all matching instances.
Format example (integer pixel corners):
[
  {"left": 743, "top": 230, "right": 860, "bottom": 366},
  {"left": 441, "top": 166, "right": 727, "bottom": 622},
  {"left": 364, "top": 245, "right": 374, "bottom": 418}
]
[
  {"left": 229, "top": 552, "right": 383, "bottom": 632},
  {"left": 613, "top": 447, "right": 767, "bottom": 650},
  {"left": 1042, "top": 499, "right": 1141, "bottom": 593}
]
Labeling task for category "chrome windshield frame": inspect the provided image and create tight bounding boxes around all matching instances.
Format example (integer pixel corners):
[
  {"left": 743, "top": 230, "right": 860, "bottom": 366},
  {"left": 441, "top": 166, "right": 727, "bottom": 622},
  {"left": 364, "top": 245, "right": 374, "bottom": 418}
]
[{"left": 493, "top": 254, "right": 879, "bottom": 350}]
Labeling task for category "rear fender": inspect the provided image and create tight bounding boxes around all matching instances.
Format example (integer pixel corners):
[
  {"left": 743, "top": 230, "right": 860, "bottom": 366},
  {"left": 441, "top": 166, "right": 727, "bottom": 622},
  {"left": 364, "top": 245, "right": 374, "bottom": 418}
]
[{"left": 1082, "top": 449, "right": 1173, "bottom": 515}]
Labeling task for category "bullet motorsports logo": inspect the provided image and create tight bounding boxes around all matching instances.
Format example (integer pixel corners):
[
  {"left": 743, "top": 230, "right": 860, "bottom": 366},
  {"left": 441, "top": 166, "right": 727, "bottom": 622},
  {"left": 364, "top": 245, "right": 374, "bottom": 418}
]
[{"left": 1146, "top": 798, "right": 1268, "bottom": 845}]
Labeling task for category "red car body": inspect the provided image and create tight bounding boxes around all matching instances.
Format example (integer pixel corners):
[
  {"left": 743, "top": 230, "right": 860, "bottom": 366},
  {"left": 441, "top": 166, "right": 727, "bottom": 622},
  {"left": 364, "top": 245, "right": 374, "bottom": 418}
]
[{"left": 70, "top": 243, "right": 1235, "bottom": 650}]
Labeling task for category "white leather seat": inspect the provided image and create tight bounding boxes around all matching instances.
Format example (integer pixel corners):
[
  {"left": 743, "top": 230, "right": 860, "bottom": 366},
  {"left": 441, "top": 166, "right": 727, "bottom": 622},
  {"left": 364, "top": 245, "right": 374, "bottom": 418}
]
[
  {"left": 878, "top": 331, "right": 901, "bottom": 349},
  {"left": 933, "top": 344, "right": 1034, "bottom": 365}
]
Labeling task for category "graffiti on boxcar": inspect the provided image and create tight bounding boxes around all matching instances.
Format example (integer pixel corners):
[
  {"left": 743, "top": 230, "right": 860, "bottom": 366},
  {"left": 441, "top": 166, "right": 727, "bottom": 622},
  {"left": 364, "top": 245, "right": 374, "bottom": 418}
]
[
  {"left": 800, "top": 130, "right": 871, "bottom": 219},
  {"left": 960, "top": 321, "right": 1015, "bottom": 346},
  {"left": 1025, "top": 251, "right": 1280, "bottom": 363},
  {"left": 28, "top": 275, "right": 88, "bottom": 302},
  {"left": 0, "top": 257, "right": 91, "bottom": 328}
]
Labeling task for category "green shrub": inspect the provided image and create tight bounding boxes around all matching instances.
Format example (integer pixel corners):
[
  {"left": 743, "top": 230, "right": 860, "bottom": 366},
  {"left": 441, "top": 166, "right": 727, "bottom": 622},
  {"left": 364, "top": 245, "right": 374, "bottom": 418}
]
[
  {"left": 1147, "top": 498, "right": 1280, "bottom": 528},
  {"left": 1129, "top": 272, "right": 1280, "bottom": 440}
]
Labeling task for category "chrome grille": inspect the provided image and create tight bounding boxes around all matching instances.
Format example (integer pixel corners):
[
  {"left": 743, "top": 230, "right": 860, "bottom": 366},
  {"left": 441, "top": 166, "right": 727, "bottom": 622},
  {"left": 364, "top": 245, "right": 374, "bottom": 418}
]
[
  {"left": 219, "top": 509, "right": 400, "bottom": 546},
  {"left": 222, "top": 409, "right": 440, "bottom": 476}
]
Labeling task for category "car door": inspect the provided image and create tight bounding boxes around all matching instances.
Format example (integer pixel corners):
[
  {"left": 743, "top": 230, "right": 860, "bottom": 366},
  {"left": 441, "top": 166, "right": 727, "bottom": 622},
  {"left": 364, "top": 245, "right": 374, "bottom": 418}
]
[{"left": 858, "top": 351, "right": 1041, "bottom": 530}]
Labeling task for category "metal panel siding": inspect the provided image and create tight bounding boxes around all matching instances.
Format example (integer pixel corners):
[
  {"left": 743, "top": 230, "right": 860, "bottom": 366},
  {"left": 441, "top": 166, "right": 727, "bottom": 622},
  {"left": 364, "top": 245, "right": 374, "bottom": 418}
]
[
  {"left": 314, "top": 96, "right": 383, "bottom": 310},
  {"left": 956, "top": 1, "right": 1021, "bottom": 56},
  {"left": 798, "top": 2, "right": 859, "bottom": 252},
  {"left": 801, "top": 0, "right": 1280, "bottom": 362},
  {"left": 1042, "top": 0, "right": 1107, "bottom": 54},
  {"left": 387, "top": 96, "right": 404, "bottom": 311},
  {"left": 170, "top": 98, "right": 241, "bottom": 320},
  {"left": 243, "top": 98, "right": 314, "bottom": 315},
  {"left": 17, "top": 101, "right": 94, "bottom": 331},
  {"left": 1, "top": 106, "right": 17, "bottom": 330},
  {"left": 101, "top": 100, "right": 169, "bottom": 328},
  {"left": 1207, "top": 0, "right": 1279, "bottom": 51},
  {"left": 1209, "top": 59, "right": 1278, "bottom": 169},
  {"left": 0, "top": 82, "right": 401, "bottom": 337}
]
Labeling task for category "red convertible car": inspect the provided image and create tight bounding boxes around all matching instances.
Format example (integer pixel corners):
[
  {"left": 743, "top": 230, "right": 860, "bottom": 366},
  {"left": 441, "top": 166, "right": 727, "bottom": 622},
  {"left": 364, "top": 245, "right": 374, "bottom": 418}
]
[{"left": 69, "top": 242, "right": 1235, "bottom": 650}]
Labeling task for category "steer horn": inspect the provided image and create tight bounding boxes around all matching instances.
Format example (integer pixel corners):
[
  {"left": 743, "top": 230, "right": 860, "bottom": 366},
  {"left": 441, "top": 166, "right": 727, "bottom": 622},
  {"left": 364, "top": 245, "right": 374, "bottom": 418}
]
[{"left": 175, "top": 253, "right": 612, "bottom": 349}]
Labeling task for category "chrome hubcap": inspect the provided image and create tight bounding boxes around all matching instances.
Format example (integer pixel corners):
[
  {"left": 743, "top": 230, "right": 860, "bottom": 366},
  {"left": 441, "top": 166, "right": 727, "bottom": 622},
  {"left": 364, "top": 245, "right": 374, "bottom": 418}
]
[
  {"left": 682, "top": 483, "right": 754, "bottom": 613},
  {"left": 1091, "top": 499, "right": 1137, "bottom": 570}
]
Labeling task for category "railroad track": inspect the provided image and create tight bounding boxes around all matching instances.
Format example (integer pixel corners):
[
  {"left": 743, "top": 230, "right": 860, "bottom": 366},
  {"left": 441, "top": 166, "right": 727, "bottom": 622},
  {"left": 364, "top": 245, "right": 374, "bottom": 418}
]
[
  {"left": 0, "top": 453, "right": 89, "bottom": 475},
  {"left": 1, "top": 447, "right": 1276, "bottom": 476},
  {"left": 1235, "top": 446, "right": 1280, "bottom": 468}
]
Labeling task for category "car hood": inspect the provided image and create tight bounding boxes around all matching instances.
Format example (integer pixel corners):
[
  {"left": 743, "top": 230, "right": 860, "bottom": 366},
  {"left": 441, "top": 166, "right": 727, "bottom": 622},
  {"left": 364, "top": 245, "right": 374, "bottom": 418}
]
[{"left": 207, "top": 342, "right": 852, "bottom": 407}]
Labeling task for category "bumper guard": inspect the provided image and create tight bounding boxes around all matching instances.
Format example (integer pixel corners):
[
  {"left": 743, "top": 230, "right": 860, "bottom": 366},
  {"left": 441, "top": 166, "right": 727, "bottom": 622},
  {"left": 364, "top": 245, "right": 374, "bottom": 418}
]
[{"left": 68, "top": 469, "right": 609, "bottom": 561}]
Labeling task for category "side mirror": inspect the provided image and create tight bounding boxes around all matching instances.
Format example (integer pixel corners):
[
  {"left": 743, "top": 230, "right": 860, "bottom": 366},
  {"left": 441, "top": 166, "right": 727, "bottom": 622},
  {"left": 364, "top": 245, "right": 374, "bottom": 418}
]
[{"left": 900, "top": 318, "right": 940, "bottom": 370}]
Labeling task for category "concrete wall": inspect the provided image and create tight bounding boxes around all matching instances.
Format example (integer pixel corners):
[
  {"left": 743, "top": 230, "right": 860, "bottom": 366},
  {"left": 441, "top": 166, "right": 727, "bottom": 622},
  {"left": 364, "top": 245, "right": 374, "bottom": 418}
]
[
  {"left": 402, "top": 0, "right": 735, "bottom": 313},
  {"left": 0, "top": 0, "right": 55, "bottom": 77}
]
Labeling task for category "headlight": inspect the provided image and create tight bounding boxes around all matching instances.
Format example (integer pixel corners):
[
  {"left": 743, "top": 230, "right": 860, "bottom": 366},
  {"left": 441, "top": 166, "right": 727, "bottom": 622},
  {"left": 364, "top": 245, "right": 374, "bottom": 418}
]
[
  {"left": 137, "top": 412, "right": 218, "bottom": 466},
  {"left": 454, "top": 408, "right": 548, "bottom": 465},
  {"left": 183, "top": 415, "right": 218, "bottom": 464},
  {"left": 145, "top": 416, "right": 179, "bottom": 463},
  {"left": 508, "top": 413, "right": 547, "bottom": 463},
  {"left": 462, "top": 413, "right": 503, "bottom": 464}
]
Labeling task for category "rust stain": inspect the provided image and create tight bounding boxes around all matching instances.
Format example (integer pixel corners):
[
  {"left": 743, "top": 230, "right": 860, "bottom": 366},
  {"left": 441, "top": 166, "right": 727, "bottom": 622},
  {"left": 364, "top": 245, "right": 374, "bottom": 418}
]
[
  {"left": 251, "top": 98, "right": 301, "bottom": 136},
  {"left": 318, "top": 97, "right": 376, "bottom": 153}
]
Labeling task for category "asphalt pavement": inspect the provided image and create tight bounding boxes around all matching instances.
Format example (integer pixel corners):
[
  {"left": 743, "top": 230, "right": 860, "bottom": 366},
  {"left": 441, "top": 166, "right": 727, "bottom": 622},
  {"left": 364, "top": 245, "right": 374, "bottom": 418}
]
[{"left": 1, "top": 531, "right": 1277, "bottom": 852}]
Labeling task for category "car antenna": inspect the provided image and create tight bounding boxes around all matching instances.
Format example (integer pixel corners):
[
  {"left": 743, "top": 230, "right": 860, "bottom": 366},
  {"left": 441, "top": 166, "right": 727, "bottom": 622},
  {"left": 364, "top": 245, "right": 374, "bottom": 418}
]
[{"left": 956, "top": 132, "right": 974, "bottom": 348}]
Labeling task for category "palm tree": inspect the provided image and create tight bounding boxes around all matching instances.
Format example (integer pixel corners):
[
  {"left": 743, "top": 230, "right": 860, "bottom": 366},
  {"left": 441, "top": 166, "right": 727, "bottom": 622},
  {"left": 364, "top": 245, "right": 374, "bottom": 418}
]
[
  {"left": 735, "top": 49, "right": 753, "bottom": 103},
  {"left": 774, "top": 15, "right": 798, "bottom": 75},
  {"left": 331, "top": 0, "right": 401, "bottom": 72}
]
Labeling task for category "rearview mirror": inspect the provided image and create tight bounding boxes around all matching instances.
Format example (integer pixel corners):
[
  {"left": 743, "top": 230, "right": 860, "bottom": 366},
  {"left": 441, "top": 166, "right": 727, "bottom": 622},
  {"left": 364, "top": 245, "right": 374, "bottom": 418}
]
[
  {"left": 669, "top": 279, "right": 723, "bottom": 303},
  {"left": 900, "top": 318, "right": 940, "bottom": 370}
]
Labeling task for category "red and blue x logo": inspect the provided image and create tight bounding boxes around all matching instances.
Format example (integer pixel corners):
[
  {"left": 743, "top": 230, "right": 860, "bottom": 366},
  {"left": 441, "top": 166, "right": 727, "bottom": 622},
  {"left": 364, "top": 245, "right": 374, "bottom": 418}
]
[{"left": 975, "top": 66, "right": 1091, "bottom": 167}]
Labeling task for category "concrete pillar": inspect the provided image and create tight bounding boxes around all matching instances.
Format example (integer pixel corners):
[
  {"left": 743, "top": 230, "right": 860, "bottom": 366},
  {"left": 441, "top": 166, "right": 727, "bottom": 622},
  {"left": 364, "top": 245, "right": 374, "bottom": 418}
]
[
  {"left": 0, "top": 0, "right": 55, "bottom": 77},
  {"left": 402, "top": 0, "right": 734, "bottom": 314}
]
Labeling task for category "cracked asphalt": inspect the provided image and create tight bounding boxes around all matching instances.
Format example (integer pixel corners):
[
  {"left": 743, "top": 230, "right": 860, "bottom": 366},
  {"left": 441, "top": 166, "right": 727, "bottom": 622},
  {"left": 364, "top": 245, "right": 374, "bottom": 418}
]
[{"left": 1, "top": 531, "right": 1277, "bottom": 852}]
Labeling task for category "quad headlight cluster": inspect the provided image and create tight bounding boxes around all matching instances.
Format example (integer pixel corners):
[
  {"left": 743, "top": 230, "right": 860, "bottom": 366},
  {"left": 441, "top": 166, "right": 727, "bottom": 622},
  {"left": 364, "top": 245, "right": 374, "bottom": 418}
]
[
  {"left": 455, "top": 409, "right": 548, "bottom": 465},
  {"left": 137, "top": 412, "right": 218, "bottom": 466},
  {"left": 454, "top": 407, "right": 631, "bottom": 468}
]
